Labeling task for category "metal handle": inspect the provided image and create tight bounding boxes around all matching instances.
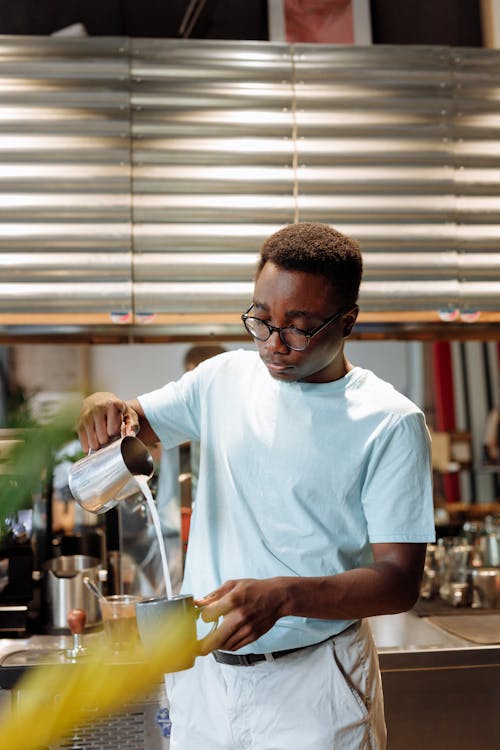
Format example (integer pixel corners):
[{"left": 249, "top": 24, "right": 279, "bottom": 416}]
[{"left": 65, "top": 608, "right": 88, "bottom": 660}]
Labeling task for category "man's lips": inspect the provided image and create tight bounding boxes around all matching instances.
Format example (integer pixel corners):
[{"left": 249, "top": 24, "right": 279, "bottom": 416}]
[{"left": 264, "top": 361, "right": 293, "bottom": 373}]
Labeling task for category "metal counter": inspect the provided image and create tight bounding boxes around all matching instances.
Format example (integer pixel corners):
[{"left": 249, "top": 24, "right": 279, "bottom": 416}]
[
  {"left": 1, "top": 612, "right": 499, "bottom": 750},
  {"left": 369, "top": 611, "right": 500, "bottom": 750}
]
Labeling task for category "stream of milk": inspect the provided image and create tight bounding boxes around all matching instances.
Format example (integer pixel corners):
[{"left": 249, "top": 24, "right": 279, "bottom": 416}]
[{"left": 135, "top": 475, "right": 173, "bottom": 600}]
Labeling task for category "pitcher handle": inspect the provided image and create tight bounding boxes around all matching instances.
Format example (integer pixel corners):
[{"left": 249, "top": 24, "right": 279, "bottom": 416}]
[{"left": 87, "top": 434, "right": 127, "bottom": 456}]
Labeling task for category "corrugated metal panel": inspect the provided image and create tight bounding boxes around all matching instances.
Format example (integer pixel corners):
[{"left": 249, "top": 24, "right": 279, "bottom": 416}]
[
  {"left": 131, "top": 39, "right": 295, "bottom": 318},
  {"left": 293, "top": 44, "right": 500, "bottom": 313},
  {"left": 132, "top": 41, "right": 500, "bottom": 321},
  {"left": 1, "top": 37, "right": 500, "bottom": 335},
  {"left": 0, "top": 36, "right": 132, "bottom": 316},
  {"left": 453, "top": 48, "right": 500, "bottom": 316}
]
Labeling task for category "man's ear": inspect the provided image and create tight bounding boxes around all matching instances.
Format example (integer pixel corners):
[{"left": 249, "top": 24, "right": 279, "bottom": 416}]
[{"left": 342, "top": 306, "right": 359, "bottom": 338}]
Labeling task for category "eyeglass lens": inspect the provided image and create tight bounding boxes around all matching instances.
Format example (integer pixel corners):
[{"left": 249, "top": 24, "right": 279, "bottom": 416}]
[{"left": 244, "top": 318, "right": 308, "bottom": 350}]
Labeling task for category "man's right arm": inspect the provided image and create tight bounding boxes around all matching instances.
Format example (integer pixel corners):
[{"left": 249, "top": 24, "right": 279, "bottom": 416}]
[{"left": 77, "top": 391, "right": 160, "bottom": 452}]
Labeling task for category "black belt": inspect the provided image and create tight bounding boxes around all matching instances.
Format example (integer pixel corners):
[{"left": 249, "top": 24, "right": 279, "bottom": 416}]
[{"left": 212, "top": 634, "right": 336, "bottom": 667}]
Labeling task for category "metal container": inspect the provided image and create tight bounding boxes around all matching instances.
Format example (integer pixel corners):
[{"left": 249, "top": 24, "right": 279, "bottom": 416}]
[
  {"left": 463, "top": 517, "right": 500, "bottom": 567},
  {"left": 68, "top": 436, "right": 154, "bottom": 514},
  {"left": 472, "top": 567, "right": 500, "bottom": 609},
  {"left": 476, "top": 534, "right": 500, "bottom": 567},
  {"left": 43, "top": 554, "right": 103, "bottom": 632}
]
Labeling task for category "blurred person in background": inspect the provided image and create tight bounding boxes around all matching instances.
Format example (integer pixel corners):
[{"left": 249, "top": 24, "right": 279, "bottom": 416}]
[{"left": 162, "top": 344, "right": 228, "bottom": 502}]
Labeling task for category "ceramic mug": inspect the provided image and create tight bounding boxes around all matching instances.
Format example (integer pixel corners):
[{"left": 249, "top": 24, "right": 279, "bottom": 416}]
[{"left": 135, "top": 594, "right": 219, "bottom": 672}]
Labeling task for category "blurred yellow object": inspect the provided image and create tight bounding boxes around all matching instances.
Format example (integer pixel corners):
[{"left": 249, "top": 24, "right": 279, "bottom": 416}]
[
  {"left": 0, "top": 414, "right": 205, "bottom": 748},
  {"left": 0, "top": 611, "right": 197, "bottom": 750}
]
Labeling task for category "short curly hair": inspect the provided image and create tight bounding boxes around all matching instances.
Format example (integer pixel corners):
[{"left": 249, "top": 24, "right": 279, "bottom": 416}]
[{"left": 257, "top": 223, "right": 363, "bottom": 308}]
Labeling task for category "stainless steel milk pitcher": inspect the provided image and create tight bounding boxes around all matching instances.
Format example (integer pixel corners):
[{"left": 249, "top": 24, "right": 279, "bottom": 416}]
[{"left": 68, "top": 435, "right": 154, "bottom": 514}]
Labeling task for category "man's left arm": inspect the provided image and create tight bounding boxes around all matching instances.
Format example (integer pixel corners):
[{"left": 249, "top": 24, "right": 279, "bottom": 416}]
[{"left": 197, "top": 541, "right": 426, "bottom": 654}]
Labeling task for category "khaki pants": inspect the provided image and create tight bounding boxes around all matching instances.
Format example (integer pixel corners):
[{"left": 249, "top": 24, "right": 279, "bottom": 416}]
[{"left": 166, "top": 620, "right": 387, "bottom": 750}]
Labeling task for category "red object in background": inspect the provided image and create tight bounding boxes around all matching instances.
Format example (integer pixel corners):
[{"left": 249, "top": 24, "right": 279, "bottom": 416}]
[
  {"left": 181, "top": 507, "right": 192, "bottom": 554},
  {"left": 432, "top": 341, "right": 460, "bottom": 503},
  {"left": 285, "top": 0, "right": 354, "bottom": 43}
]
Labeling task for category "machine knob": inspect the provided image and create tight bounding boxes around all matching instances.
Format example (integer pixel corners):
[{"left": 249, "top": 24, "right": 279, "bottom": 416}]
[
  {"left": 65, "top": 608, "right": 87, "bottom": 660},
  {"left": 67, "top": 608, "right": 86, "bottom": 635}
]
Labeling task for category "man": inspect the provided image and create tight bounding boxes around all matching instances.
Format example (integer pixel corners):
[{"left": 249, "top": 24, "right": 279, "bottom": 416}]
[{"left": 77, "top": 222, "right": 435, "bottom": 750}]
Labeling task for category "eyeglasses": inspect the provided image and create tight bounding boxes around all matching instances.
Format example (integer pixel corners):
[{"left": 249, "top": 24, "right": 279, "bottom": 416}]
[{"left": 241, "top": 304, "right": 345, "bottom": 351}]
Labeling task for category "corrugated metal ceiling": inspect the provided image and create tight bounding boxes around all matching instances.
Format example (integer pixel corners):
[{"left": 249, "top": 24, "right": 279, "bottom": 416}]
[{"left": 0, "top": 36, "right": 500, "bottom": 341}]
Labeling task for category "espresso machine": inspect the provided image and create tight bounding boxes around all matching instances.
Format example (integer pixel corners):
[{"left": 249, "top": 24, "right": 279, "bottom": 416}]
[
  {"left": 0, "top": 429, "right": 120, "bottom": 636},
  {"left": 0, "top": 429, "right": 39, "bottom": 635},
  {"left": 0, "top": 510, "right": 35, "bottom": 636}
]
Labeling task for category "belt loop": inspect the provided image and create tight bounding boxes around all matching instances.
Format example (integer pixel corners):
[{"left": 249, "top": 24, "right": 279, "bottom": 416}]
[{"left": 264, "top": 653, "right": 275, "bottom": 663}]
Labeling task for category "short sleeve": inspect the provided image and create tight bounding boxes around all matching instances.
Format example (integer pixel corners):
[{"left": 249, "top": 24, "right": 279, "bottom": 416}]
[
  {"left": 138, "top": 367, "right": 202, "bottom": 449},
  {"left": 361, "top": 411, "right": 435, "bottom": 543}
]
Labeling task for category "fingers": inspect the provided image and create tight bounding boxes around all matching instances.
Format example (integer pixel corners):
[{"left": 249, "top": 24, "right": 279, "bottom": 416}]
[
  {"left": 78, "top": 404, "right": 119, "bottom": 452},
  {"left": 121, "top": 411, "right": 139, "bottom": 437},
  {"left": 93, "top": 401, "right": 122, "bottom": 447},
  {"left": 195, "top": 580, "right": 238, "bottom": 611},
  {"left": 197, "top": 591, "right": 234, "bottom": 624},
  {"left": 197, "top": 600, "right": 228, "bottom": 628},
  {"left": 77, "top": 414, "right": 97, "bottom": 453},
  {"left": 196, "top": 583, "right": 261, "bottom": 655},
  {"left": 77, "top": 426, "right": 90, "bottom": 454},
  {"left": 195, "top": 592, "right": 240, "bottom": 655},
  {"left": 76, "top": 392, "right": 131, "bottom": 452},
  {"left": 197, "top": 613, "right": 254, "bottom": 656}
]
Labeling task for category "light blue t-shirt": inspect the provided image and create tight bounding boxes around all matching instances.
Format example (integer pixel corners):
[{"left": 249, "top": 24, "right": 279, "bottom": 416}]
[{"left": 139, "top": 349, "right": 435, "bottom": 653}]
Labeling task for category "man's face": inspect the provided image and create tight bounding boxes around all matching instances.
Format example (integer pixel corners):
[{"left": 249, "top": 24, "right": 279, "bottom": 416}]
[{"left": 251, "top": 261, "right": 357, "bottom": 383}]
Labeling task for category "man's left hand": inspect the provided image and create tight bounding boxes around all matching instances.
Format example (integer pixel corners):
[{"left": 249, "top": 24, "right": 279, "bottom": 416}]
[{"left": 195, "top": 577, "right": 287, "bottom": 655}]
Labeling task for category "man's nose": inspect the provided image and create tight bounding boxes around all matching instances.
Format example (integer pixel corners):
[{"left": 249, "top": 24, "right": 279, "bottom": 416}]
[{"left": 264, "top": 329, "right": 289, "bottom": 354}]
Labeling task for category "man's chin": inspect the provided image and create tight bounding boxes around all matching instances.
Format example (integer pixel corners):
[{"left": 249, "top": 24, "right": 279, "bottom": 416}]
[{"left": 265, "top": 363, "right": 297, "bottom": 380}]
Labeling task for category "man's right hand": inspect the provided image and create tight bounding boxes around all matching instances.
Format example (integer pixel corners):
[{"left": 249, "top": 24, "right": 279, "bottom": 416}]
[{"left": 76, "top": 392, "right": 140, "bottom": 452}]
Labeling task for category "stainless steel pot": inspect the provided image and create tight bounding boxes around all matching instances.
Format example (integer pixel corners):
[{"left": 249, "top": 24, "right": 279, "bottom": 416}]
[{"left": 43, "top": 554, "right": 103, "bottom": 632}]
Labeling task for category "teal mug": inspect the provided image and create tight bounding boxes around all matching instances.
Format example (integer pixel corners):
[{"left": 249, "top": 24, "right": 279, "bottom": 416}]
[{"left": 135, "top": 594, "right": 219, "bottom": 672}]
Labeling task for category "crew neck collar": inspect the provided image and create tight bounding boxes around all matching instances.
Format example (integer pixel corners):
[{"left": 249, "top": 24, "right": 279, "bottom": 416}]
[{"left": 273, "top": 365, "right": 363, "bottom": 392}]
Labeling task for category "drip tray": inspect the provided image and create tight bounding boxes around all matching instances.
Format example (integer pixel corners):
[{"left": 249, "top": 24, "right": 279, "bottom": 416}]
[
  {"left": 0, "top": 648, "right": 68, "bottom": 689},
  {"left": 0, "top": 648, "right": 144, "bottom": 690},
  {"left": 428, "top": 614, "right": 500, "bottom": 644}
]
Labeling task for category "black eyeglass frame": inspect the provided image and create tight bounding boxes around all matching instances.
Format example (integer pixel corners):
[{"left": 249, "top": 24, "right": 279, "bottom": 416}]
[{"left": 241, "top": 304, "right": 346, "bottom": 351}]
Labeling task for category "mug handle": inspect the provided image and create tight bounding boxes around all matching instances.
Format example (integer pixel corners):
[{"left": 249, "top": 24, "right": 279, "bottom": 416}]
[{"left": 194, "top": 605, "right": 220, "bottom": 637}]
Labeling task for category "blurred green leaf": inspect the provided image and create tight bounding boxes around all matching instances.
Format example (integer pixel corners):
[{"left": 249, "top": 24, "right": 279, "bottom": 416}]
[{"left": 0, "top": 409, "right": 78, "bottom": 536}]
